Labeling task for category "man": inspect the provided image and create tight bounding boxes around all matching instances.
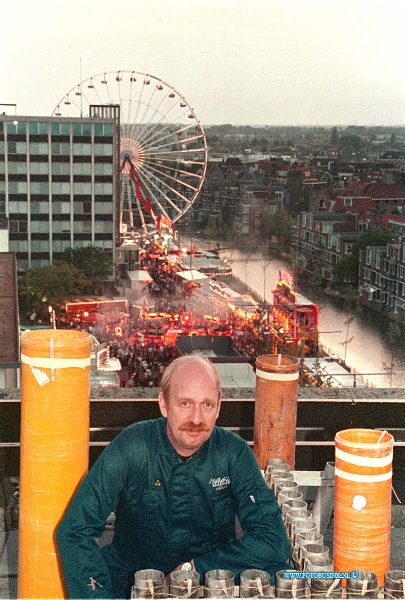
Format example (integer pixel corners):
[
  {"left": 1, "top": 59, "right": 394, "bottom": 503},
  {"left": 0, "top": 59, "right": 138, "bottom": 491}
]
[{"left": 57, "top": 355, "right": 291, "bottom": 599}]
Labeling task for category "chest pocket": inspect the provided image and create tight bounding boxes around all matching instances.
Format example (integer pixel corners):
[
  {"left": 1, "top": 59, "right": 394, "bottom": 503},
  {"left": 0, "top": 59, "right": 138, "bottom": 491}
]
[{"left": 125, "top": 486, "right": 164, "bottom": 529}]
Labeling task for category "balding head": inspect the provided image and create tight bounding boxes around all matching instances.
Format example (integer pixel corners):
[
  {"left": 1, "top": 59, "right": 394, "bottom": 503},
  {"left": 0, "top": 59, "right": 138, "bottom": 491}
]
[{"left": 160, "top": 355, "right": 222, "bottom": 405}]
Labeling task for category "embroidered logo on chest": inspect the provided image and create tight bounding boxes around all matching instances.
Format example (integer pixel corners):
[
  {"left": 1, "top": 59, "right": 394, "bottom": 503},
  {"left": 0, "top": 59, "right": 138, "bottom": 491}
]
[{"left": 209, "top": 476, "right": 230, "bottom": 491}]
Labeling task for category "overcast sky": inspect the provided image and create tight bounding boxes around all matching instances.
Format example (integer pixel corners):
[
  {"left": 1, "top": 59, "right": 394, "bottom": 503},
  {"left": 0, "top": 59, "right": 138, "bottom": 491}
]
[{"left": 2, "top": 0, "right": 405, "bottom": 127}]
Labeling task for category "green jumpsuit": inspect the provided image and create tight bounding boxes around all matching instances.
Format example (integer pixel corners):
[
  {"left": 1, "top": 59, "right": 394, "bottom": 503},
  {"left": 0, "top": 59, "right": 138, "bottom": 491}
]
[{"left": 57, "top": 417, "right": 291, "bottom": 598}]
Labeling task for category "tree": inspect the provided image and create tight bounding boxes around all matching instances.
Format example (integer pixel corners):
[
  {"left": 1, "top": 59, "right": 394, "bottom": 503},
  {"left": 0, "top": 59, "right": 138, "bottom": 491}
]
[
  {"left": 330, "top": 127, "right": 339, "bottom": 146},
  {"left": 382, "top": 317, "right": 404, "bottom": 388},
  {"left": 201, "top": 206, "right": 235, "bottom": 243},
  {"left": 340, "top": 315, "right": 355, "bottom": 365},
  {"left": 19, "top": 262, "right": 89, "bottom": 322},
  {"left": 334, "top": 253, "right": 359, "bottom": 284},
  {"left": 355, "top": 229, "right": 393, "bottom": 250},
  {"left": 303, "top": 359, "right": 333, "bottom": 388},
  {"left": 61, "top": 246, "right": 113, "bottom": 293},
  {"left": 259, "top": 208, "right": 294, "bottom": 249},
  {"left": 338, "top": 134, "right": 364, "bottom": 159}
]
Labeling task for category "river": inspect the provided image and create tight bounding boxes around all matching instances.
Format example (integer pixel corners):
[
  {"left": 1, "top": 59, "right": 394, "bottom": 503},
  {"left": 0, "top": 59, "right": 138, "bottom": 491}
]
[{"left": 216, "top": 248, "right": 405, "bottom": 389}]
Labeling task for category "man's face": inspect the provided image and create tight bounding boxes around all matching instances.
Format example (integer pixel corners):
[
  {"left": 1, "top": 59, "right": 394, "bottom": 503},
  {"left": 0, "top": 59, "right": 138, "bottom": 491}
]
[{"left": 158, "top": 362, "right": 221, "bottom": 457}]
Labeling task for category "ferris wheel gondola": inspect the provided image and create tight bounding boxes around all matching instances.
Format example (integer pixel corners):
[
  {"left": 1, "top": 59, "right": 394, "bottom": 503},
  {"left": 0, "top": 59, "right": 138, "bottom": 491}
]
[{"left": 52, "top": 70, "right": 208, "bottom": 240}]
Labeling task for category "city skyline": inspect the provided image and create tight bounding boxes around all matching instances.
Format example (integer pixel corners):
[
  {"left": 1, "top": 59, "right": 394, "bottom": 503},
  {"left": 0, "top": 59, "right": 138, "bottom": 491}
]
[{"left": 2, "top": 0, "right": 405, "bottom": 128}]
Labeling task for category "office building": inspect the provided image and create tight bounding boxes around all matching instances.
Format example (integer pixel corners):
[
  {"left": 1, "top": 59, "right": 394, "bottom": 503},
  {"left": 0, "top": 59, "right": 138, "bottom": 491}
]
[{"left": 0, "top": 114, "right": 118, "bottom": 272}]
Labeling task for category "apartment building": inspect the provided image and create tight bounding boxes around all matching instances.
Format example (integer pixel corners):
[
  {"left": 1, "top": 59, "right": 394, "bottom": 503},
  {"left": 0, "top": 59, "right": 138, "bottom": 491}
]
[
  {"left": 0, "top": 114, "right": 118, "bottom": 272},
  {"left": 292, "top": 211, "right": 360, "bottom": 283},
  {"left": 358, "top": 218, "right": 405, "bottom": 323}
]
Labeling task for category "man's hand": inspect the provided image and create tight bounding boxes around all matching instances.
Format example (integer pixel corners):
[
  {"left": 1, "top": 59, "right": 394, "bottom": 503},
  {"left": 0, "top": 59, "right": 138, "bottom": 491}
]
[
  {"left": 176, "top": 559, "right": 195, "bottom": 571},
  {"left": 164, "top": 560, "right": 195, "bottom": 586}
]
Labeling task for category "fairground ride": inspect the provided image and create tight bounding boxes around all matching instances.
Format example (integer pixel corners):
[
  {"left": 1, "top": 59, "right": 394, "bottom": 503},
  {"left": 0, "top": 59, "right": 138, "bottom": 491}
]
[{"left": 52, "top": 70, "right": 208, "bottom": 242}]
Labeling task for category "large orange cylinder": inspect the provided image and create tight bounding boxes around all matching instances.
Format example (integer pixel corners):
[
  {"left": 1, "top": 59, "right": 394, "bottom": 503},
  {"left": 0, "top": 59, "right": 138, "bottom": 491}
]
[
  {"left": 253, "top": 354, "right": 300, "bottom": 470},
  {"left": 18, "top": 329, "right": 92, "bottom": 599},
  {"left": 334, "top": 428, "right": 394, "bottom": 587}
]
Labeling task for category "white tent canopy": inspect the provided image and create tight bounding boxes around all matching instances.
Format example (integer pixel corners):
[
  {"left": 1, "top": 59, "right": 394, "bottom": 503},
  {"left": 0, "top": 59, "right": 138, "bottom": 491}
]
[
  {"left": 127, "top": 270, "right": 153, "bottom": 283},
  {"left": 176, "top": 269, "right": 210, "bottom": 282}
]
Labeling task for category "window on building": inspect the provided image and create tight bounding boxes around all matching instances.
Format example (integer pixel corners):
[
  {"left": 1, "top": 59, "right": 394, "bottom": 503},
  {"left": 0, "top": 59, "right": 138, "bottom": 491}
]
[
  {"left": 52, "top": 142, "right": 71, "bottom": 155},
  {"left": 30, "top": 221, "right": 50, "bottom": 233},
  {"left": 95, "top": 182, "right": 113, "bottom": 195},
  {"left": 73, "top": 163, "right": 92, "bottom": 175},
  {"left": 29, "top": 122, "right": 48, "bottom": 135},
  {"left": 94, "top": 202, "right": 113, "bottom": 215},
  {"left": 16, "top": 142, "right": 27, "bottom": 153},
  {"left": 73, "top": 143, "right": 92, "bottom": 155},
  {"left": 31, "top": 162, "right": 49, "bottom": 175},
  {"left": 73, "top": 182, "right": 92, "bottom": 194},
  {"left": 94, "top": 163, "right": 113, "bottom": 175},
  {"left": 29, "top": 200, "right": 49, "bottom": 214},
  {"left": 51, "top": 122, "right": 70, "bottom": 135},
  {"left": 72, "top": 123, "right": 91, "bottom": 136},
  {"left": 9, "top": 181, "right": 28, "bottom": 194},
  {"left": 73, "top": 221, "right": 92, "bottom": 233},
  {"left": 94, "top": 143, "right": 113, "bottom": 156},
  {"left": 94, "top": 221, "right": 113, "bottom": 233},
  {"left": 8, "top": 162, "right": 27, "bottom": 174},
  {"left": 94, "top": 240, "right": 113, "bottom": 250},
  {"left": 31, "top": 181, "right": 49, "bottom": 194},
  {"left": 52, "top": 203, "right": 71, "bottom": 216},
  {"left": 95, "top": 124, "right": 114, "bottom": 136},
  {"left": 29, "top": 142, "right": 49, "bottom": 154},
  {"left": 51, "top": 163, "right": 70, "bottom": 176},
  {"left": 9, "top": 220, "right": 28, "bottom": 233},
  {"left": 52, "top": 221, "right": 71, "bottom": 233},
  {"left": 7, "top": 121, "right": 26, "bottom": 134},
  {"left": 9, "top": 240, "right": 28, "bottom": 252},
  {"left": 73, "top": 201, "right": 92, "bottom": 214},
  {"left": 37, "top": 202, "right": 50, "bottom": 214},
  {"left": 31, "top": 240, "right": 50, "bottom": 252},
  {"left": 52, "top": 182, "right": 71, "bottom": 194}
]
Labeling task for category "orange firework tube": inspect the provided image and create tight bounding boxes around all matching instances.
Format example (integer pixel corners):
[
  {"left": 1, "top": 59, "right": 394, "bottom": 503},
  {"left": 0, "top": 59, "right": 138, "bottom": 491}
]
[
  {"left": 253, "top": 354, "right": 300, "bottom": 470},
  {"left": 334, "top": 428, "right": 394, "bottom": 587},
  {"left": 18, "top": 329, "right": 92, "bottom": 599}
]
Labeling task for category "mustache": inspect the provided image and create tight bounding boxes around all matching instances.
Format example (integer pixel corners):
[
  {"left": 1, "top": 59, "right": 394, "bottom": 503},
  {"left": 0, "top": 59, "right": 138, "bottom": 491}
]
[{"left": 178, "top": 422, "right": 210, "bottom": 432}]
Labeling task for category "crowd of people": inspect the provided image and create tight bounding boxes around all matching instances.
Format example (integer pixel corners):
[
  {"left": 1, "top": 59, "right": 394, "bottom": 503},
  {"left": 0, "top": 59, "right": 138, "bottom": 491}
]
[{"left": 63, "top": 247, "right": 276, "bottom": 386}]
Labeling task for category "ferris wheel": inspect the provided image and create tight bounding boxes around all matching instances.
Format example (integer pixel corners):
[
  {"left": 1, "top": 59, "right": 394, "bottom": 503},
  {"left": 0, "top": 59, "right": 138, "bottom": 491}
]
[{"left": 52, "top": 70, "right": 208, "bottom": 240}]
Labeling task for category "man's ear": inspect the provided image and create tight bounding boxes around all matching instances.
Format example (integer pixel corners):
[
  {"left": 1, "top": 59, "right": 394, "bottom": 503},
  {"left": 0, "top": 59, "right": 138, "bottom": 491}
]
[{"left": 158, "top": 391, "right": 168, "bottom": 417}]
